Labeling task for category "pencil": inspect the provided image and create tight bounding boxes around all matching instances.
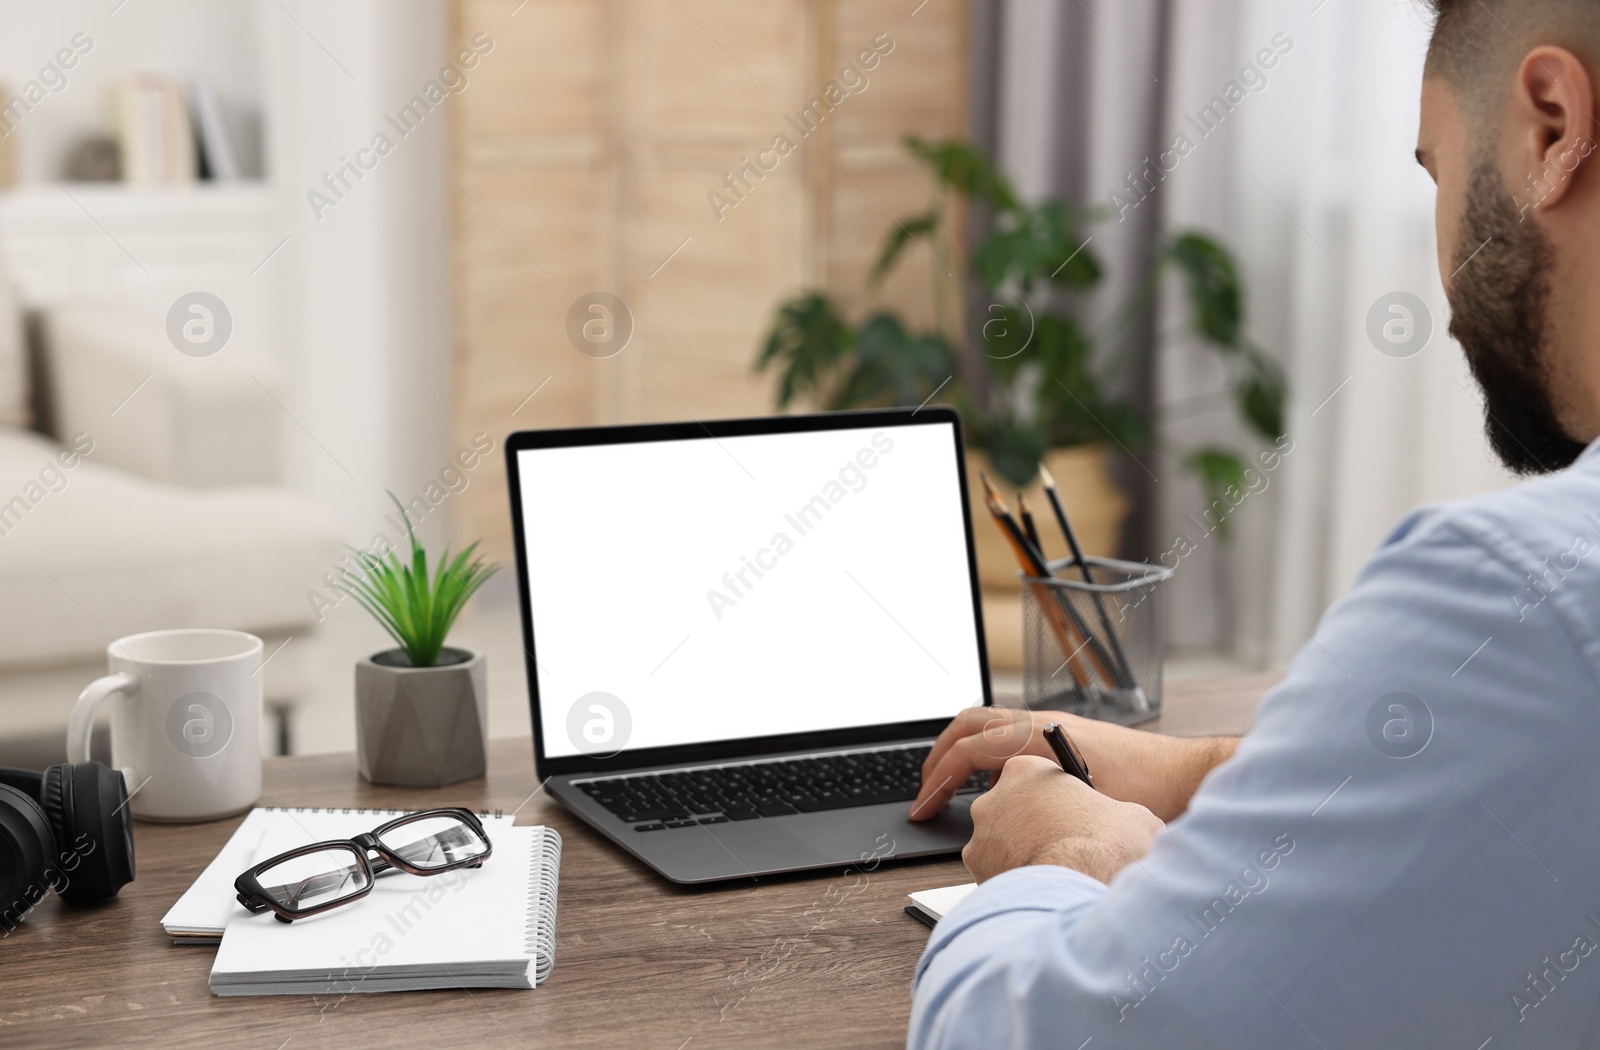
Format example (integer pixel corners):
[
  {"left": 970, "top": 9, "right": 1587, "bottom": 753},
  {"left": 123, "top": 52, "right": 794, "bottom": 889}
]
[
  {"left": 1018, "top": 493, "right": 1043, "bottom": 554},
  {"left": 977, "top": 478, "right": 1090, "bottom": 684},
  {"left": 979, "top": 474, "right": 1116, "bottom": 687},
  {"left": 981, "top": 491, "right": 1089, "bottom": 683},
  {"left": 1038, "top": 463, "right": 1137, "bottom": 690}
]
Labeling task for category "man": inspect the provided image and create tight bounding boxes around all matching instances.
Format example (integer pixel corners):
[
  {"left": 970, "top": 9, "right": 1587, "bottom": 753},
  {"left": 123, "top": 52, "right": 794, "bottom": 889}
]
[{"left": 906, "top": 2, "right": 1600, "bottom": 1046}]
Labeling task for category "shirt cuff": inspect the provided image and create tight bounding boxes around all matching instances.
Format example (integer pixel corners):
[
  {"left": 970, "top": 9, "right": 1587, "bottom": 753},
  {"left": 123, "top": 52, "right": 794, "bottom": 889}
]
[{"left": 915, "top": 865, "right": 1107, "bottom": 986}]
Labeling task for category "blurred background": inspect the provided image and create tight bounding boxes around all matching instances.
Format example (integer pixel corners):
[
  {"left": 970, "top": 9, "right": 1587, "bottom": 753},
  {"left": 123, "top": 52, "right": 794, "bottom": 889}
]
[{"left": 0, "top": 0, "right": 1512, "bottom": 765}]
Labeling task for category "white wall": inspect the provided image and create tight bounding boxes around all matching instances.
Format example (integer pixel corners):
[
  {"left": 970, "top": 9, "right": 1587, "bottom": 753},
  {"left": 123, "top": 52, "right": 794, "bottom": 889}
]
[
  {"left": 1166, "top": 0, "right": 1515, "bottom": 665},
  {"left": 987, "top": 0, "right": 1516, "bottom": 666},
  {"left": 0, "top": 0, "right": 263, "bottom": 181},
  {"left": 0, "top": 0, "right": 456, "bottom": 547},
  {"left": 995, "top": 0, "right": 1067, "bottom": 202},
  {"left": 258, "top": 0, "right": 454, "bottom": 545}
]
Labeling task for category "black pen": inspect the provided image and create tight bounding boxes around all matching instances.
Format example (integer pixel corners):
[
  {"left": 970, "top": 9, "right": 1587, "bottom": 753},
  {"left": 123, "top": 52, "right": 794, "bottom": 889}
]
[{"left": 1043, "top": 723, "right": 1093, "bottom": 788}]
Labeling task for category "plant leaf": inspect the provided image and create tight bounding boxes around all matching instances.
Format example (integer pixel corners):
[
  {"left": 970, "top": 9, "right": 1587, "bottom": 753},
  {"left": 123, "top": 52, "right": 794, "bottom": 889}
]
[
  {"left": 329, "top": 492, "right": 498, "bottom": 666},
  {"left": 831, "top": 313, "right": 957, "bottom": 410},
  {"left": 1184, "top": 446, "right": 1250, "bottom": 539},
  {"left": 754, "top": 293, "right": 853, "bottom": 409},
  {"left": 903, "top": 136, "right": 1018, "bottom": 211},
  {"left": 974, "top": 415, "right": 1049, "bottom": 488},
  {"left": 1165, "top": 232, "right": 1243, "bottom": 348},
  {"left": 869, "top": 211, "right": 940, "bottom": 287},
  {"left": 973, "top": 200, "right": 1100, "bottom": 295},
  {"left": 1234, "top": 347, "right": 1286, "bottom": 440}
]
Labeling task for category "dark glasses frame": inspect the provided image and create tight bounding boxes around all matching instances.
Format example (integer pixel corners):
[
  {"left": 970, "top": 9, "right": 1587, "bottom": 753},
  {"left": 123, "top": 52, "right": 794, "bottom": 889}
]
[{"left": 233, "top": 807, "right": 493, "bottom": 923}]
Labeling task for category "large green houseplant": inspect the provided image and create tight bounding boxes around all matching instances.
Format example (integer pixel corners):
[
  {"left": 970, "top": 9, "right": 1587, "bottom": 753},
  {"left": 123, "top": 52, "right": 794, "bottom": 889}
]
[{"left": 756, "top": 138, "right": 1285, "bottom": 507}]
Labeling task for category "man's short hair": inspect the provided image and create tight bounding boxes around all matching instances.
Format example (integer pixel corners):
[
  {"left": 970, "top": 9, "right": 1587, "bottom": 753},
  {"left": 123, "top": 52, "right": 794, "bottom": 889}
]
[{"left": 1422, "top": 1, "right": 1600, "bottom": 119}]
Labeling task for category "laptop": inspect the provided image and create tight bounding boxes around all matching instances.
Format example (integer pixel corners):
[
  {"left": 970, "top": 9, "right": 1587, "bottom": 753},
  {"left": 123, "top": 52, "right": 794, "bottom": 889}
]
[{"left": 504, "top": 407, "right": 992, "bottom": 884}]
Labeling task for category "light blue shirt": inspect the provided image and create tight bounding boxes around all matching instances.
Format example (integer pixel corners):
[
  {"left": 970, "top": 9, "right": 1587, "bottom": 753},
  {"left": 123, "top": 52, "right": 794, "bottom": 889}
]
[{"left": 910, "top": 441, "right": 1600, "bottom": 1048}]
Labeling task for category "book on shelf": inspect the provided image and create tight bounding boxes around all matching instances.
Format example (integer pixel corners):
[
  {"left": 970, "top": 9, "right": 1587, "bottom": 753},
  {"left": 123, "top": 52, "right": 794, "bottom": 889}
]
[
  {"left": 189, "top": 81, "right": 241, "bottom": 181},
  {"left": 112, "top": 73, "right": 196, "bottom": 184}
]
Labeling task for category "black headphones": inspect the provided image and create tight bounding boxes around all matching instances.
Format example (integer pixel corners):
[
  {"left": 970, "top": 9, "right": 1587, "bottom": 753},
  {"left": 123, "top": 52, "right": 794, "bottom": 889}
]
[{"left": 0, "top": 762, "right": 136, "bottom": 926}]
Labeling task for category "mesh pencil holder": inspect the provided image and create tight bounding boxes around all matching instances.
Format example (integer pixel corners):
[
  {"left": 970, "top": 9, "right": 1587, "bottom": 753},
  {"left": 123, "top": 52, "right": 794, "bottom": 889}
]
[{"left": 1021, "top": 557, "right": 1173, "bottom": 726}]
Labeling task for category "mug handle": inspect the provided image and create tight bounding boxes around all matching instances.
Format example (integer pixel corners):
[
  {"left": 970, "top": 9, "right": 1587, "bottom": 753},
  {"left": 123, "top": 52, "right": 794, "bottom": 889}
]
[{"left": 67, "top": 673, "right": 139, "bottom": 764}]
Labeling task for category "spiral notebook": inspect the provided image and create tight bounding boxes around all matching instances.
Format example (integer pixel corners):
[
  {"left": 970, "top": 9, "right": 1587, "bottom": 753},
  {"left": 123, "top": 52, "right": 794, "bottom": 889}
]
[
  {"left": 210, "top": 821, "right": 562, "bottom": 995},
  {"left": 905, "top": 882, "right": 976, "bottom": 928},
  {"left": 161, "top": 806, "right": 518, "bottom": 942}
]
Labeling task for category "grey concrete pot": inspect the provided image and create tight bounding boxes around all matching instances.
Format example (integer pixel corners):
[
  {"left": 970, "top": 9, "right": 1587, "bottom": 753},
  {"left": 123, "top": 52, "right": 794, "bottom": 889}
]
[{"left": 355, "top": 647, "right": 487, "bottom": 787}]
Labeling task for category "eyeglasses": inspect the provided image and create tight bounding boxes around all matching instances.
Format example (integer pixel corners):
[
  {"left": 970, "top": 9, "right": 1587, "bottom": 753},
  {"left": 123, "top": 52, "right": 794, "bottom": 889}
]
[{"left": 234, "top": 808, "right": 493, "bottom": 923}]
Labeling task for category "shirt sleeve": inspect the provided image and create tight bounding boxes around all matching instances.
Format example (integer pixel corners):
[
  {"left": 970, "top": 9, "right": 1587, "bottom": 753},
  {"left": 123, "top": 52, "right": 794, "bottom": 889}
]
[{"left": 909, "top": 506, "right": 1600, "bottom": 1049}]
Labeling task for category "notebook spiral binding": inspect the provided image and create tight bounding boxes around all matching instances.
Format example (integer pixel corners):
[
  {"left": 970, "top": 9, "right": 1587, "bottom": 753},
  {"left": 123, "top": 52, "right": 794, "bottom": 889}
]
[{"left": 527, "top": 827, "right": 563, "bottom": 984}]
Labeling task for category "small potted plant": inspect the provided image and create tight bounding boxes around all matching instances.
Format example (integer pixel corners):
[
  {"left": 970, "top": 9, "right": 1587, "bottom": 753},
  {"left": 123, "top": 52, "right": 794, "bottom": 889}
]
[{"left": 337, "top": 497, "right": 498, "bottom": 787}]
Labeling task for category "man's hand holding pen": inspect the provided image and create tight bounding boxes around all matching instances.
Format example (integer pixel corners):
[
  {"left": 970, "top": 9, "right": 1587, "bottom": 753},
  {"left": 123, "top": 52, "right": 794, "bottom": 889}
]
[
  {"left": 910, "top": 707, "right": 1237, "bottom": 823},
  {"left": 912, "top": 707, "right": 1240, "bottom": 883},
  {"left": 923, "top": 463, "right": 1243, "bottom": 885},
  {"left": 959, "top": 756, "right": 1164, "bottom": 884}
]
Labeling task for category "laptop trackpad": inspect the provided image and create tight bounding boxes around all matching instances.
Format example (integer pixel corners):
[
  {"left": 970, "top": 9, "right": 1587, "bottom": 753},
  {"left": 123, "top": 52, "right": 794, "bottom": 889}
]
[{"left": 783, "top": 797, "right": 974, "bottom": 862}]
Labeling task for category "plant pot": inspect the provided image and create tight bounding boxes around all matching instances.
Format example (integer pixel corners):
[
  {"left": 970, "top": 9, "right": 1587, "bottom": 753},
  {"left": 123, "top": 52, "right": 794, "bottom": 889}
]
[
  {"left": 965, "top": 445, "right": 1130, "bottom": 672},
  {"left": 355, "top": 647, "right": 488, "bottom": 787}
]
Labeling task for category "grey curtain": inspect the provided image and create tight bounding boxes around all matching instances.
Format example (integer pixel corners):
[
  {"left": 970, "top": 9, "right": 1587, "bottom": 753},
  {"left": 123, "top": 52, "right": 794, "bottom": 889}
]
[{"left": 969, "top": 0, "right": 1231, "bottom": 651}]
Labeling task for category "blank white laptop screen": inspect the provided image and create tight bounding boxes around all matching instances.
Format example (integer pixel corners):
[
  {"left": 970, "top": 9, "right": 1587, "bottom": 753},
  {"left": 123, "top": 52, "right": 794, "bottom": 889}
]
[{"left": 516, "top": 421, "right": 987, "bottom": 759}]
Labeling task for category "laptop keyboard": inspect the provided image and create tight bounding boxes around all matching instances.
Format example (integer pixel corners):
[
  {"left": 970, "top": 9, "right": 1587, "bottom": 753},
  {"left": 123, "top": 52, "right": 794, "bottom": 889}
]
[{"left": 575, "top": 744, "right": 989, "bottom": 831}]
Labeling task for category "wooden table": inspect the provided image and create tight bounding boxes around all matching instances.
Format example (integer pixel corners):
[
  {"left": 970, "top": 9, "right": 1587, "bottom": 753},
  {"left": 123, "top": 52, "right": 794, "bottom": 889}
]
[{"left": 3, "top": 673, "right": 1274, "bottom": 1050}]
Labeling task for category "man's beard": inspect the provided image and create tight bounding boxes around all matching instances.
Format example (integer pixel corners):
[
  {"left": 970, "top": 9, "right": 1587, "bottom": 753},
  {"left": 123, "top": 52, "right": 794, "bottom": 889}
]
[{"left": 1447, "top": 158, "right": 1587, "bottom": 475}]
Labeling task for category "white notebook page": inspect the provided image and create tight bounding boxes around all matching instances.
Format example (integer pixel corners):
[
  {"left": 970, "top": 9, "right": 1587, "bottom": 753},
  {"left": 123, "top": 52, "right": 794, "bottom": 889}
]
[{"left": 211, "top": 824, "right": 557, "bottom": 993}]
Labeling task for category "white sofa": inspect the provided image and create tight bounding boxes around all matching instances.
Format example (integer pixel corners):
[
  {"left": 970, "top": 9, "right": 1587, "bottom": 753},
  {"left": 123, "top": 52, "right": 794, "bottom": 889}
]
[{"left": 0, "top": 288, "right": 344, "bottom": 757}]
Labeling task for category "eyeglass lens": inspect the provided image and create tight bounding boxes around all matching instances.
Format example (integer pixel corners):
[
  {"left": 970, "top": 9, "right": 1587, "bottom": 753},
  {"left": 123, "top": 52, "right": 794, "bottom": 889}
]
[
  {"left": 377, "top": 814, "right": 490, "bottom": 870},
  {"left": 256, "top": 846, "right": 373, "bottom": 911}
]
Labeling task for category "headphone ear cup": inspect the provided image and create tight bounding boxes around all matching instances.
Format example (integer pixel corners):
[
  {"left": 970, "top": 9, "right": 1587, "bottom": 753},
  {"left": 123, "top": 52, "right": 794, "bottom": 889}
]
[
  {"left": 39, "top": 763, "right": 67, "bottom": 846},
  {"left": 0, "top": 782, "right": 55, "bottom": 927},
  {"left": 43, "top": 763, "right": 135, "bottom": 905}
]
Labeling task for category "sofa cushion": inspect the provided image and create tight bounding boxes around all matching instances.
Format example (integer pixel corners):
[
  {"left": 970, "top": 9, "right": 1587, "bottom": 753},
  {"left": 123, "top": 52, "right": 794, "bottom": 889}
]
[
  {"left": 39, "top": 306, "right": 284, "bottom": 487},
  {"left": 0, "top": 430, "right": 343, "bottom": 667},
  {"left": 0, "top": 273, "right": 27, "bottom": 429}
]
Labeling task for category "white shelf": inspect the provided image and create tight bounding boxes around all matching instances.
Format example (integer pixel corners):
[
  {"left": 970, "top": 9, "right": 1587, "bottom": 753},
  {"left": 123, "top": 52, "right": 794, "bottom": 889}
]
[
  {"left": 0, "top": 179, "right": 286, "bottom": 359},
  {"left": 0, "top": 181, "right": 274, "bottom": 217}
]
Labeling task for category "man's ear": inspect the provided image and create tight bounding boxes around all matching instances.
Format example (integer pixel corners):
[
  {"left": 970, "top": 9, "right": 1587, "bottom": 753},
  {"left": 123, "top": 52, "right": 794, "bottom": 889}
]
[{"left": 1511, "top": 46, "right": 1596, "bottom": 211}]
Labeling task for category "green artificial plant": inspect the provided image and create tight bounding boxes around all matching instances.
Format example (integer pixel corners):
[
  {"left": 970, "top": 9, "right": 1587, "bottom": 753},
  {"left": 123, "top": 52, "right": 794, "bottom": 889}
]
[{"left": 336, "top": 495, "right": 498, "bottom": 668}]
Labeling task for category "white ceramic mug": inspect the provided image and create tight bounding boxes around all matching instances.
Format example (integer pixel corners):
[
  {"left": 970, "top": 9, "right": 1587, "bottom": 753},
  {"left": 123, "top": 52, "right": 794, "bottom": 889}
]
[{"left": 66, "top": 629, "right": 263, "bottom": 823}]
